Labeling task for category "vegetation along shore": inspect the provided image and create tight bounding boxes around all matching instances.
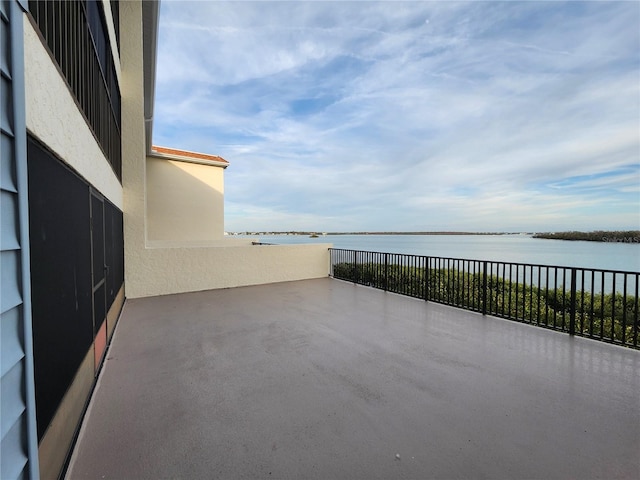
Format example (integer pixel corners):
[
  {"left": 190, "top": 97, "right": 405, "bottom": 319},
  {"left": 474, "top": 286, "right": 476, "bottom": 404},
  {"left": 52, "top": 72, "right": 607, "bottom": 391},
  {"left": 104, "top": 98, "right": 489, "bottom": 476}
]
[
  {"left": 232, "top": 231, "right": 639, "bottom": 243},
  {"left": 333, "top": 262, "right": 638, "bottom": 347},
  {"left": 533, "top": 231, "right": 640, "bottom": 243}
]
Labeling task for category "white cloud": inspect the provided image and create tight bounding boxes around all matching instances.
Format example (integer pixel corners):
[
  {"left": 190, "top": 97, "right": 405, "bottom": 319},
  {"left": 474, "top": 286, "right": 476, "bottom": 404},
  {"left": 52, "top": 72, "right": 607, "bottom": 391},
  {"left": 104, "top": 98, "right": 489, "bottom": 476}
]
[{"left": 154, "top": 1, "right": 640, "bottom": 232}]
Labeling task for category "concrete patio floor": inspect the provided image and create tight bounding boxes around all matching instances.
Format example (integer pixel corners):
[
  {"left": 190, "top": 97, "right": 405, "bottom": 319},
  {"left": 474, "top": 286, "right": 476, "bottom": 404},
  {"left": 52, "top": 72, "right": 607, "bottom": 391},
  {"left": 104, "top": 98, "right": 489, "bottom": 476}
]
[{"left": 66, "top": 278, "right": 639, "bottom": 479}]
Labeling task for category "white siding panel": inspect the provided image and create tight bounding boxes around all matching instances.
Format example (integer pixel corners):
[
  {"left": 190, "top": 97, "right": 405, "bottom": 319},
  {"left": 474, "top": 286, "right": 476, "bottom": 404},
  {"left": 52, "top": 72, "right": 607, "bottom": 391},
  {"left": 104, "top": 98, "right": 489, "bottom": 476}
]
[
  {"left": 0, "top": 4, "right": 9, "bottom": 73},
  {"left": 0, "top": 305, "right": 24, "bottom": 378},
  {"left": 0, "top": 250, "right": 21, "bottom": 312},
  {"left": 0, "top": 75, "right": 13, "bottom": 134},
  {"left": 0, "top": 419, "right": 27, "bottom": 480},
  {"left": 0, "top": 2, "right": 38, "bottom": 478},
  {"left": 1, "top": 131, "right": 18, "bottom": 192},
  {"left": 1, "top": 189, "right": 20, "bottom": 249},
  {"left": 1, "top": 362, "right": 27, "bottom": 438}
]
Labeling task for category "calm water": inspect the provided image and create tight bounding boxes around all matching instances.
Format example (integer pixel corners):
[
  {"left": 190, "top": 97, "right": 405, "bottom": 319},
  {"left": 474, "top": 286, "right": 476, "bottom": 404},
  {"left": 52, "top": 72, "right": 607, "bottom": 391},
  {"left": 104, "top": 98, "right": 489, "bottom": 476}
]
[{"left": 253, "top": 234, "right": 640, "bottom": 273}]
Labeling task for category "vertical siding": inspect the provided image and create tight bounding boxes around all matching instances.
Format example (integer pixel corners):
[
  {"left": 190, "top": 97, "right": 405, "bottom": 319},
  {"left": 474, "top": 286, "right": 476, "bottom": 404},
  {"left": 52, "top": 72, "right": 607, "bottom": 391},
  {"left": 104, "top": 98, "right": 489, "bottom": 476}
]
[{"left": 0, "top": 1, "right": 39, "bottom": 479}]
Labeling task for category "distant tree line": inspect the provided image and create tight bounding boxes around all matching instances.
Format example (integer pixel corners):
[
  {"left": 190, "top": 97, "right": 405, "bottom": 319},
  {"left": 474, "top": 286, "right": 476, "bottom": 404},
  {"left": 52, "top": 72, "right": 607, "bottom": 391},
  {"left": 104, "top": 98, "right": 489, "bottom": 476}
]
[
  {"left": 332, "top": 262, "right": 638, "bottom": 348},
  {"left": 327, "top": 231, "right": 508, "bottom": 236},
  {"left": 238, "top": 231, "right": 512, "bottom": 236},
  {"left": 533, "top": 231, "right": 640, "bottom": 243}
]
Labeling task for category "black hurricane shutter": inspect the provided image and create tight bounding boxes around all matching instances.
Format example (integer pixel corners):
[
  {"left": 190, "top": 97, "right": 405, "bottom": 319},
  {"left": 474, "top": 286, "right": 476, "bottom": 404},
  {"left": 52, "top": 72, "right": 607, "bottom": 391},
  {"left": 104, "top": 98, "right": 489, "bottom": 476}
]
[
  {"left": 27, "top": 137, "right": 125, "bottom": 439},
  {"left": 27, "top": 138, "right": 93, "bottom": 439}
]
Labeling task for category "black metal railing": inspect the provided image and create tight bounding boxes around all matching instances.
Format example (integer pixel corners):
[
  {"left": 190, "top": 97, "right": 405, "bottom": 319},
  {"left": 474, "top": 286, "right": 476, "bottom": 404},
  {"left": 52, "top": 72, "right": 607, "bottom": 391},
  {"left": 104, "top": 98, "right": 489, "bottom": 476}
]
[
  {"left": 329, "top": 248, "right": 640, "bottom": 349},
  {"left": 29, "top": 0, "right": 122, "bottom": 179}
]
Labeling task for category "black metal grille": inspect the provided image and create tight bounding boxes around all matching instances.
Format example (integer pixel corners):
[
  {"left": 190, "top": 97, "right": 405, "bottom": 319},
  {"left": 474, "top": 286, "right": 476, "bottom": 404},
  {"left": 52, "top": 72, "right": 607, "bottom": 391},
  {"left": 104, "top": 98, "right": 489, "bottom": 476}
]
[
  {"left": 104, "top": 198, "right": 124, "bottom": 306},
  {"left": 27, "top": 137, "right": 125, "bottom": 439},
  {"left": 28, "top": 137, "right": 93, "bottom": 440},
  {"left": 330, "top": 248, "right": 640, "bottom": 349},
  {"left": 29, "top": 0, "right": 122, "bottom": 179}
]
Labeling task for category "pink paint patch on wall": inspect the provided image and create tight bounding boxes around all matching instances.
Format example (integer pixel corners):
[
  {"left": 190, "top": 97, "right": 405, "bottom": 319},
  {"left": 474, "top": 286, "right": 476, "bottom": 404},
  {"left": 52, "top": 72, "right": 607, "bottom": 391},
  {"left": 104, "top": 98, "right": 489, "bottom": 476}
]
[{"left": 94, "top": 321, "right": 107, "bottom": 372}]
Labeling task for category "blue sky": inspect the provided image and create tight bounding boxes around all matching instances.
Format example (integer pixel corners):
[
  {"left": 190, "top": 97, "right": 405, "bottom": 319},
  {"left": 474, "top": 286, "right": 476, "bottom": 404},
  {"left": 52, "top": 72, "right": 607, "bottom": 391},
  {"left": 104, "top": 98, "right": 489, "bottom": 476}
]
[{"left": 153, "top": 1, "right": 640, "bottom": 232}]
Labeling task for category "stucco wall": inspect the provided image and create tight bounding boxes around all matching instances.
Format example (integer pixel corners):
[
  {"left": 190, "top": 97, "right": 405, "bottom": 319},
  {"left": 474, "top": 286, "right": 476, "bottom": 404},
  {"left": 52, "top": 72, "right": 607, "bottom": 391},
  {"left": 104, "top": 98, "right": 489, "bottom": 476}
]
[
  {"left": 121, "top": 2, "right": 330, "bottom": 299},
  {"left": 146, "top": 156, "right": 225, "bottom": 242},
  {"left": 125, "top": 243, "right": 331, "bottom": 299},
  {"left": 121, "top": 0, "right": 147, "bottom": 294},
  {"left": 23, "top": 17, "right": 123, "bottom": 209},
  {"left": 146, "top": 237, "right": 256, "bottom": 248}
]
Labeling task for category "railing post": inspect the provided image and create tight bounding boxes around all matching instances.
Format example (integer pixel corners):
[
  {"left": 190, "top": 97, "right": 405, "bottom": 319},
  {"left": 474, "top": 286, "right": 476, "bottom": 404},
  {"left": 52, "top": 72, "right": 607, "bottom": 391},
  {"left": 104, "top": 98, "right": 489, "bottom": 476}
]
[
  {"left": 569, "top": 268, "right": 577, "bottom": 335},
  {"left": 482, "top": 261, "right": 488, "bottom": 315},
  {"left": 384, "top": 253, "right": 389, "bottom": 291},
  {"left": 425, "top": 257, "right": 430, "bottom": 301},
  {"left": 326, "top": 249, "right": 635, "bottom": 349},
  {"left": 353, "top": 250, "right": 358, "bottom": 284}
]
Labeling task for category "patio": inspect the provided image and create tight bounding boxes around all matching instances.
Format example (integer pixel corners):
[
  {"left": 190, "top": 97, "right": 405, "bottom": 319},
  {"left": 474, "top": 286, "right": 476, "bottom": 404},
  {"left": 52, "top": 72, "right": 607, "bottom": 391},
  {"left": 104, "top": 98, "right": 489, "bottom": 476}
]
[{"left": 66, "top": 278, "right": 639, "bottom": 479}]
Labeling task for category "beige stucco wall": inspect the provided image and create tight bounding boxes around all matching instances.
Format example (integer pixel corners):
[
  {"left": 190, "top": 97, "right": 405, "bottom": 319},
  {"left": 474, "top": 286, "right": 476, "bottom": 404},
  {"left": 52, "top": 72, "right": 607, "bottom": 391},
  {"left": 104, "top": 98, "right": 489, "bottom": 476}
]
[
  {"left": 125, "top": 243, "right": 331, "bottom": 298},
  {"left": 146, "top": 237, "right": 256, "bottom": 248},
  {"left": 146, "top": 156, "right": 225, "bottom": 242},
  {"left": 23, "top": 17, "right": 123, "bottom": 209},
  {"left": 121, "top": 0, "right": 147, "bottom": 294},
  {"left": 121, "top": 2, "right": 330, "bottom": 299}
]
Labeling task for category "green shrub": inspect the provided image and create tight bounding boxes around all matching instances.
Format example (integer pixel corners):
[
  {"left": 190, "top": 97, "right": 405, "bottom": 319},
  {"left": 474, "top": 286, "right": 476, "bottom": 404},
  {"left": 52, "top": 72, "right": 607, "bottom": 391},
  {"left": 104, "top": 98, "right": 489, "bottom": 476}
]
[{"left": 331, "top": 262, "right": 638, "bottom": 347}]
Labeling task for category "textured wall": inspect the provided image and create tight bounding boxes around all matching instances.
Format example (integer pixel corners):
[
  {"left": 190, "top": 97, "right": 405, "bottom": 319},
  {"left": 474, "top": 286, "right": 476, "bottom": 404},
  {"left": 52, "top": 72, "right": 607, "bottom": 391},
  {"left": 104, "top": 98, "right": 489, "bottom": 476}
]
[
  {"left": 125, "top": 243, "right": 332, "bottom": 299},
  {"left": 23, "top": 16, "right": 123, "bottom": 209},
  {"left": 121, "top": 1, "right": 331, "bottom": 299},
  {"left": 120, "top": 0, "right": 147, "bottom": 294},
  {"left": 146, "top": 156, "right": 225, "bottom": 242}
]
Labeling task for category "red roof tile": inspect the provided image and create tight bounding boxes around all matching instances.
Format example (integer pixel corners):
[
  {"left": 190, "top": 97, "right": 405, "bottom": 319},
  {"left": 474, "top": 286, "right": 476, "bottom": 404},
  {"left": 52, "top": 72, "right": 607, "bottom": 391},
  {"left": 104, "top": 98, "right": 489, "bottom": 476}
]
[{"left": 152, "top": 146, "right": 229, "bottom": 164}]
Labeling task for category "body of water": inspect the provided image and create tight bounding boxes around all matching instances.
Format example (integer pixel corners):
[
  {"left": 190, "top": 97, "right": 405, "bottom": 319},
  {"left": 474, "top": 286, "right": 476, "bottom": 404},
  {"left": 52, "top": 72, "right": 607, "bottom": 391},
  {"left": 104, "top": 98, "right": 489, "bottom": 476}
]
[{"left": 252, "top": 234, "right": 640, "bottom": 273}]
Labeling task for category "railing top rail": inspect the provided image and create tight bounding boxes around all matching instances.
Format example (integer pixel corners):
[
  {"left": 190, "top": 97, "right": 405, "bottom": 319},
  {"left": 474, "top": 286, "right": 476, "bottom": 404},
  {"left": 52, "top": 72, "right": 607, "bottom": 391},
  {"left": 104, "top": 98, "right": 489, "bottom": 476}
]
[{"left": 328, "top": 247, "right": 640, "bottom": 276}]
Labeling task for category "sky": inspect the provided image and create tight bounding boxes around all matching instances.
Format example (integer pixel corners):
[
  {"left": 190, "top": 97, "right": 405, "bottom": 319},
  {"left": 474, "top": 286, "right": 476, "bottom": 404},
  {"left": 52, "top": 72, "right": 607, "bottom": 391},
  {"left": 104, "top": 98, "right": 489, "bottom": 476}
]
[{"left": 153, "top": 1, "right": 640, "bottom": 233}]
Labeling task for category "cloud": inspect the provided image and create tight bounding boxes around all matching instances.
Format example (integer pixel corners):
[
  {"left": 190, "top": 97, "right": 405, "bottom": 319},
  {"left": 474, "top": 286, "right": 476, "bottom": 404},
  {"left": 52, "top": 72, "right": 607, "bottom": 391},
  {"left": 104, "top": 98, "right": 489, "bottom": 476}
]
[{"left": 154, "top": 1, "right": 640, "bottom": 232}]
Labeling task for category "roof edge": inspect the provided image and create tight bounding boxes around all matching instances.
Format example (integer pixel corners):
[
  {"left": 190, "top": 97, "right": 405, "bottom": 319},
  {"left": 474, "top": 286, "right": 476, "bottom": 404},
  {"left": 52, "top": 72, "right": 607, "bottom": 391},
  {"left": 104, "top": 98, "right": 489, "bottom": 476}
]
[{"left": 150, "top": 146, "right": 229, "bottom": 168}]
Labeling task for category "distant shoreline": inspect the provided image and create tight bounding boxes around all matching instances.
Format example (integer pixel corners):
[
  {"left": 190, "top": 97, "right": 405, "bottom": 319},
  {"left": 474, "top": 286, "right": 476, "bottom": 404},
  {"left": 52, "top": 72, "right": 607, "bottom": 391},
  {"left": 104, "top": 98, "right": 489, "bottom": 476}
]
[
  {"left": 533, "top": 231, "right": 640, "bottom": 243},
  {"left": 326, "top": 231, "right": 513, "bottom": 236},
  {"left": 229, "top": 231, "right": 640, "bottom": 243},
  {"left": 232, "top": 231, "right": 520, "bottom": 236}
]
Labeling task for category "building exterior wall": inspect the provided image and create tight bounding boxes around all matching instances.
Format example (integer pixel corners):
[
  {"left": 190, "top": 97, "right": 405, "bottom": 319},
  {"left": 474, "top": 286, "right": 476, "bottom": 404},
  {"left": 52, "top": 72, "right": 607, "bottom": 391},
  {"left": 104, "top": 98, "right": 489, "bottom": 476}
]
[
  {"left": 14, "top": 1, "right": 127, "bottom": 478},
  {"left": 22, "top": 15, "right": 122, "bottom": 209},
  {"left": 0, "top": 2, "right": 40, "bottom": 478},
  {"left": 121, "top": 0, "right": 148, "bottom": 296},
  {"left": 146, "top": 156, "right": 225, "bottom": 242},
  {"left": 127, "top": 243, "right": 332, "bottom": 298},
  {"left": 120, "top": 1, "right": 331, "bottom": 299}
]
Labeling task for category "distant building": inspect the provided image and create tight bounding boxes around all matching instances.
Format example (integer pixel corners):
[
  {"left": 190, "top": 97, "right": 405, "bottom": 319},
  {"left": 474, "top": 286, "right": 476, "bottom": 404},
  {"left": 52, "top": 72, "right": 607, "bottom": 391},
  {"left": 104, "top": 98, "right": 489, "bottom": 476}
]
[{"left": 147, "top": 146, "right": 228, "bottom": 244}]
